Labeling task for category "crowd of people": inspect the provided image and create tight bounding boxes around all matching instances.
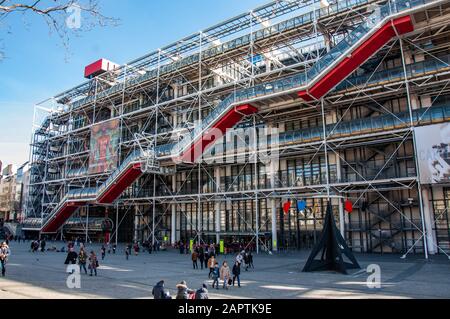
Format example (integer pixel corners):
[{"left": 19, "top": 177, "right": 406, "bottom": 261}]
[
  {"left": 63, "top": 242, "right": 99, "bottom": 276},
  {"left": 1, "top": 236, "right": 257, "bottom": 299},
  {"left": 151, "top": 247, "right": 255, "bottom": 299}
]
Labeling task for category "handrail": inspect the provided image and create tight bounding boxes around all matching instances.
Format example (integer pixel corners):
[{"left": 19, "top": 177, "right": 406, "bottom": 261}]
[{"left": 154, "top": 0, "right": 439, "bottom": 159}]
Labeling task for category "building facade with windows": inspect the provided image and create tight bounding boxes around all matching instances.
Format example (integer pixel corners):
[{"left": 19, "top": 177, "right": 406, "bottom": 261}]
[{"left": 25, "top": 0, "right": 450, "bottom": 257}]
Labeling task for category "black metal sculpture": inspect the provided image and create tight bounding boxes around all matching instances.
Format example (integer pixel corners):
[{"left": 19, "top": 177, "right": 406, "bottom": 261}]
[{"left": 302, "top": 202, "right": 360, "bottom": 274}]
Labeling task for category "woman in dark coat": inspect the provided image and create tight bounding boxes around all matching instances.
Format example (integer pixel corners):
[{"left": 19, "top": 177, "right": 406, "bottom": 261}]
[
  {"left": 64, "top": 247, "right": 78, "bottom": 265},
  {"left": 152, "top": 280, "right": 170, "bottom": 299}
]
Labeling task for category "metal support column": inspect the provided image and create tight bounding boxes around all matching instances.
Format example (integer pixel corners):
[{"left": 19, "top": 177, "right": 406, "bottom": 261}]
[
  {"left": 399, "top": 37, "right": 429, "bottom": 259},
  {"left": 115, "top": 204, "right": 119, "bottom": 246},
  {"left": 215, "top": 167, "right": 221, "bottom": 245},
  {"left": 271, "top": 199, "right": 278, "bottom": 252},
  {"left": 85, "top": 207, "right": 89, "bottom": 244}
]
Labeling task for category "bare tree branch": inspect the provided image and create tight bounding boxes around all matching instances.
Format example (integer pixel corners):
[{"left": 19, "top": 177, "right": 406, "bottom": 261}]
[{"left": 0, "top": 0, "right": 119, "bottom": 61}]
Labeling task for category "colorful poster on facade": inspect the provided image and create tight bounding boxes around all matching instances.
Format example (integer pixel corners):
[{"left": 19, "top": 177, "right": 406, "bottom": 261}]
[
  {"left": 88, "top": 119, "right": 120, "bottom": 174},
  {"left": 415, "top": 123, "right": 450, "bottom": 184}
]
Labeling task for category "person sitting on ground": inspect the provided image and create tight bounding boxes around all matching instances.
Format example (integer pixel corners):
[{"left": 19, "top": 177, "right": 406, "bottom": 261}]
[
  {"left": 152, "top": 280, "right": 171, "bottom": 299},
  {"left": 175, "top": 280, "right": 195, "bottom": 299},
  {"left": 195, "top": 283, "right": 209, "bottom": 299}
]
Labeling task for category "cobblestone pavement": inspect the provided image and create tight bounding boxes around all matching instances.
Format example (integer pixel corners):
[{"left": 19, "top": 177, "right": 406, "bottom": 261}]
[{"left": 0, "top": 241, "right": 449, "bottom": 299}]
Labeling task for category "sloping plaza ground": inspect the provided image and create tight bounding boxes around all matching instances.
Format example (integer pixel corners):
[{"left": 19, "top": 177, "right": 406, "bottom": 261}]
[{"left": 0, "top": 241, "right": 449, "bottom": 299}]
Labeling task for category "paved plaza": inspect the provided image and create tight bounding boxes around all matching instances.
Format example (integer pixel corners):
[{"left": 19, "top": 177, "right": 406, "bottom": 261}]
[{"left": 0, "top": 241, "right": 449, "bottom": 299}]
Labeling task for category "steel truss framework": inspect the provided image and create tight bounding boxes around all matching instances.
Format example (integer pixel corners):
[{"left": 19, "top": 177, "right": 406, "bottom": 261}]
[{"left": 25, "top": 0, "right": 450, "bottom": 258}]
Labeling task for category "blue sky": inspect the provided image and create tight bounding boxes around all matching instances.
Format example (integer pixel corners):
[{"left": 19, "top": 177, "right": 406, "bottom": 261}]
[{"left": 0, "top": 0, "right": 266, "bottom": 167}]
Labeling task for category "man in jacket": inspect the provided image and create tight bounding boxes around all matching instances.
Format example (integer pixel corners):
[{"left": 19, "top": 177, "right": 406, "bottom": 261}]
[
  {"left": 232, "top": 261, "right": 241, "bottom": 287},
  {"left": 211, "top": 262, "right": 220, "bottom": 290},
  {"left": 207, "top": 255, "right": 216, "bottom": 278},
  {"left": 152, "top": 280, "right": 170, "bottom": 299},
  {"left": 198, "top": 246, "right": 205, "bottom": 270}
]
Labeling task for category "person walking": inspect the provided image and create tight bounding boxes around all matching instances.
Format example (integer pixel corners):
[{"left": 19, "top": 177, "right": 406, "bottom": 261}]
[
  {"left": 64, "top": 247, "right": 78, "bottom": 266},
  {"left": 192, "top": 249, "right": 199, "bottom": 269},
  {"left": 195, "top": 283, "right": 209, "bottom": 299},
  {"left": 236, "top": 251, "right": 244, "bottom": 266},
  {"left": 0, "top": 242, "right": 10, "bottom": 277},
  {"left": 207, "top": 254, "right": 216, "bottom": 278},
  {"left": 232, "top": 261, "right": 241, "bottom": 287},
  {"left": 179, "top": 242, "right": 185, "bottom": 254},
  {"left": 211, "top": 262, "right": 220, "bottom": 289},
  {"left": 78, "top": 248, "right": 88, "bottom": 274},
  {"left": 133, "top": 242, "right": 139, "bottom": 256},
  {"left": 244, "top": 251, "right": 250, "bottom": 271},
  {"left": 198, "top": 246, "right": 205, "bottom": 270},
  {"left": 220, "top": 261, "right": 231, "bottom": 290},
  {"left": 152, "top": 280, "right": 170, "bottom": 299},
  {"left": 101, "top": 245, "right": 106, "bottom": 260},
  {"left": 88, "top": 251, "right": 98, "bottom": 276},
  {"left": 125, "top": 246, "right": 130, "bottom": 260},
  {"left": 175, "top": 281, "right": 194, "bottom": 299},
  {"left": 204, "top": 246, "right": 209, "bottom": 269},
  {"left": 40, "top": 239, "right": 46, "bottom": 252},
  {"left": 248, "top": 251, "right": 254, "bottom": 269},
  {"left": 112, "top": 244, "right": 117, "bottom": 254},
  {"left": 209, "top": 244, "right": 216, "bottom": 257}
]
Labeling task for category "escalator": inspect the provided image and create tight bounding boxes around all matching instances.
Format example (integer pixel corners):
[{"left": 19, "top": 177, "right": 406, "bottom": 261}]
[{"left": 40, "top": 0, "right": 436, "bottom": 234}]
